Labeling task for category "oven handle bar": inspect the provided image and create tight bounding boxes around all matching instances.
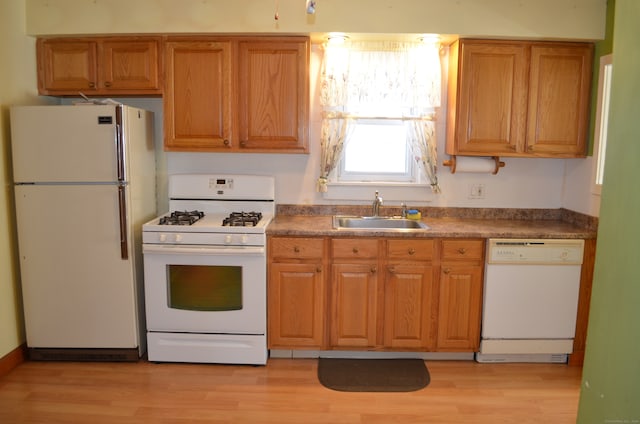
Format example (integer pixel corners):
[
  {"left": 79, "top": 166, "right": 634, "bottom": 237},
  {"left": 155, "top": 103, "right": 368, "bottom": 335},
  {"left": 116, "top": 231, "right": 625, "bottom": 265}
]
[{"left": 143, "top": 244, "right": 265, "bottom": 256}]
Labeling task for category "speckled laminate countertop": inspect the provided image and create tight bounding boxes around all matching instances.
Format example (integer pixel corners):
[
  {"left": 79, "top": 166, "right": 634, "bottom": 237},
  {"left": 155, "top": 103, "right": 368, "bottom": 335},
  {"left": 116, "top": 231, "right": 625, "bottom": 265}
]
[{"left": 266, "top": 206, "right": 598, "bottom": 239}]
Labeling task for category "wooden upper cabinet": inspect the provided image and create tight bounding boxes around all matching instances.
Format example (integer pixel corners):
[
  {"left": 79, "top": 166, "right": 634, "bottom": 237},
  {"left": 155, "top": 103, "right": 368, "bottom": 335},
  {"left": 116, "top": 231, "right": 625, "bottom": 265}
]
[
  {"left": 100, "top": 39, "right": 161, "bottom": 92},
  {"left": 37, "top": 40, "right": 98, "bottom": 93},
  {"left": 37, "top": 37, "right": 162, "bottom": 96},
  {"left": 164, "top": 36, "right": 310, "bottom": 153},
  {"left": 447, "top": 39, "right": 593, "bottom": 158},
  {"left": 164, "top": 40, "right": 232, "bottom": 151},
  {"left": 238, "top": 39, "right": 309, "bottom": 153},
  {"left": 526, "top": 44, "right": 593, "bottom": 157}
]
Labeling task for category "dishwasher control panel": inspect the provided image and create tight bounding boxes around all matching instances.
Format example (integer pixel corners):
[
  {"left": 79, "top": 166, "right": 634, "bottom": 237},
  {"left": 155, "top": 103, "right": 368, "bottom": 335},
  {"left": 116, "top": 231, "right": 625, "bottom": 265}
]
[{"left": 487, "top": 239, "right": 584, "bottom": 265}]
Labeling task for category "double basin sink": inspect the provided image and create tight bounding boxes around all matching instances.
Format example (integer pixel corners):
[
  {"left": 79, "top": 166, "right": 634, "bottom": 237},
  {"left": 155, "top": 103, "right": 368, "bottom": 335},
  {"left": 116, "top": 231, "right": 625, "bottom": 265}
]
[{"left": 333, "top": 215, "right": 429, "bottom": 230}]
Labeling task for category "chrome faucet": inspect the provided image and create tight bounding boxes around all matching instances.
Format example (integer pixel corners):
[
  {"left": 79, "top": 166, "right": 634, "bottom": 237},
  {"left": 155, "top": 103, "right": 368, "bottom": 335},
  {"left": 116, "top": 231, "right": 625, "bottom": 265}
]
[{"left": 372, "top": 191, "right": 383, "bottom": 217}]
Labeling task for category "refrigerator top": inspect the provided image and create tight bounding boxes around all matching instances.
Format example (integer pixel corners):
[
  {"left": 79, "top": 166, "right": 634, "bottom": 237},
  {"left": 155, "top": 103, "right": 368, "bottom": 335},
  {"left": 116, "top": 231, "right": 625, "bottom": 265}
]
[{"left": 10, "top": 105, "right": 150, "bottom": 184}]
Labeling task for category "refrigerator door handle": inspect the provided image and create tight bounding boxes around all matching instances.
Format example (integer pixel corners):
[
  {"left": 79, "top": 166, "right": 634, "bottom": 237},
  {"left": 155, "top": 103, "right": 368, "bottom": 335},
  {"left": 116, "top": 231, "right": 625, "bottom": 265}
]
[
  {"left": 118, "top": 183, "right": 128, "bottom": 260},
  {"left": 115, "top": 105, "right": 126, "bottom": 182}
]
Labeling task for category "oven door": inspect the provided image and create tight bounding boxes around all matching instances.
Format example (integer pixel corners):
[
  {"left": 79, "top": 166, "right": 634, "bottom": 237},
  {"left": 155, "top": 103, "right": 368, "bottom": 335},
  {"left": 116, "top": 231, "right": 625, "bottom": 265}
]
[{"left": 143, "top": 244, "right": 266, "bottom": 335}]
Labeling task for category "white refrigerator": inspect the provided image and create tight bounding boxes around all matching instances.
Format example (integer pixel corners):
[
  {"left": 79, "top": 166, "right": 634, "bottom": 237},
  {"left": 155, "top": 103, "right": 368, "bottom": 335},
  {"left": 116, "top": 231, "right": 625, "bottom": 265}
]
[{"left": 10, "top": 104, "right": 156, "bottom": 361}]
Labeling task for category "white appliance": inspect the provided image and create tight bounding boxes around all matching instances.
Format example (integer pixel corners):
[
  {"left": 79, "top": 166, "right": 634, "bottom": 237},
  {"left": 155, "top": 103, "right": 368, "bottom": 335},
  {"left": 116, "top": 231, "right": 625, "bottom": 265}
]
[
  {"left": 10, "top": 104, "right": 156, "bottom": 361},
  {"left": 142, "top": 174, "right": 274, "bottom": 365},
  {"left": 476, "top": 238, "right": 584, "bottom": 363}
]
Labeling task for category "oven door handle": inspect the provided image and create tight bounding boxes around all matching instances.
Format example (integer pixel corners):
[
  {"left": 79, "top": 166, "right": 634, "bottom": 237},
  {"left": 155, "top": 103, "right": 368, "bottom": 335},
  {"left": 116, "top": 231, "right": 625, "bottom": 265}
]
[{"left": 143, "top": 244, "right": 266, "bottom": 256}]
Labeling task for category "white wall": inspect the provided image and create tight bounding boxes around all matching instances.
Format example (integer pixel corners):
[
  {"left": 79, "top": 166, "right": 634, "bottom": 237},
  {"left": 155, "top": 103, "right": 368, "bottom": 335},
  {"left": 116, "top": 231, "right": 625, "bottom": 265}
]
[
  {"left": 25, "top": 0, "right": 605, "bottom": 41},
  {"left": 0, "top": 0, "right": 56, "bottom": 359}
]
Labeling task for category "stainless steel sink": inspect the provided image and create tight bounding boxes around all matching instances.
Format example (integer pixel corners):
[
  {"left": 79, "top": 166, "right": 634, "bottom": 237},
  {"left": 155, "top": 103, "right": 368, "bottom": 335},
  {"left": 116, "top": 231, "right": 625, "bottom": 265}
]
[{"left": 332, "top": 216, "right": 430, "bottom": 230}]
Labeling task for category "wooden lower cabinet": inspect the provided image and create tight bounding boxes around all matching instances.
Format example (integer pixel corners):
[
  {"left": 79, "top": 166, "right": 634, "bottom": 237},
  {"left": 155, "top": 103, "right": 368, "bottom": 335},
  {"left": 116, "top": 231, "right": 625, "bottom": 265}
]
[
  {"left": 330, "top": 263, "right": 379, "bottom": 348},
  {"left": 267, "top": 236, "right": 485, "bottom": 353},
  {"left": 329, "top": 238, "right": 380, "bottom": 348},
  {"left": 383, "top": 263, "right": 435, "bottom": 349},
  {"left": 268, "top": 263, "right": 324, "bottom": 348},
  {"left": 436, "top": 240, "right": 485, "bottom": 351},
  {"left": 267, "top": 237, "right": 326, "bottom": 349}
]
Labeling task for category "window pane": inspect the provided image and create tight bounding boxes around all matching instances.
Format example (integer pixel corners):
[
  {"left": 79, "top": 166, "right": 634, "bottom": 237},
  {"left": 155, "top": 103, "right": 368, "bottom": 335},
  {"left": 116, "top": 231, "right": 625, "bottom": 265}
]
[{"left": 343, "top": 122, "right": 408, "bottom": 175}]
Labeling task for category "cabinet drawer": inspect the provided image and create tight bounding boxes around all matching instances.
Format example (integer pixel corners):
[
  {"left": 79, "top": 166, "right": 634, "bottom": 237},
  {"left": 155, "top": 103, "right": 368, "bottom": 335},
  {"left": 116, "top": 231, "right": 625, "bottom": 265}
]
[
  {"left": 387, "top": 239, "right": 434, "bottom": 261},
  {"left": 270, "top": 237, "right": 324, "bottom": 259},
  {"left": 441, "top": 240, "right": 484, "bottom": 261},
  {"left": 332, "top": 239, "right": 379, "bottom": 259}
]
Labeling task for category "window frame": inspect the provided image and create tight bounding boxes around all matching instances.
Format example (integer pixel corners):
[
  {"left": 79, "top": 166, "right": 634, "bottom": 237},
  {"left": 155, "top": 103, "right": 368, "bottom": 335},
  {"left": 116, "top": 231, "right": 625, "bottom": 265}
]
[{"left": 592, "top": 54, "right": 613, "bottom": 196}]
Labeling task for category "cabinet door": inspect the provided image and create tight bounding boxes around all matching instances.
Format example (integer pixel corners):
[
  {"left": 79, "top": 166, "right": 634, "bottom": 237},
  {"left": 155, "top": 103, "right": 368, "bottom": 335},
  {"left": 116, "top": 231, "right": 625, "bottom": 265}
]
[
  {"left": 384, "top": 264, "right": 435, "bottom": 349},
  {"left": 37, "top": 39, "right": 98, "bottom": 93},
  {"left": 238, "top": 39, "right": 309, "bottom": 153},
  {"left": 330, "top": 263, "right": 378, "bottom": 348},
  {"left": 449, "top": 41, "right": 528, "bottom": 155},
  {"left": 526, "top": 44, "right": 593, "bottom": 157},
  {"left": 164, "top": 40, "right": 233, "bottom": 151},
  {"left": 268, "top": 262, "right": 324, "bottom": 348},
  {"left": 436, "top": 264, "right": 483, "bottom": 351},
  {"left": 101, "top": 39, "right": 161, "bottom": 92}
]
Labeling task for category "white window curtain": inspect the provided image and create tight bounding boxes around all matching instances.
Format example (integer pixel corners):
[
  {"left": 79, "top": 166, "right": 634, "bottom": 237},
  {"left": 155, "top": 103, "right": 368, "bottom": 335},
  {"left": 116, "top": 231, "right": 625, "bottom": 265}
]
[{"left": 317, "top": 40, "right": 442, "bottom": 193}]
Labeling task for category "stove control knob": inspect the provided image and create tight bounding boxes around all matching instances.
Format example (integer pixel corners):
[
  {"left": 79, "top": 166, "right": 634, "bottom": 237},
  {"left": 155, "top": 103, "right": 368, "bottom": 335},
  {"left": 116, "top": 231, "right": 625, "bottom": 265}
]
[
  {"left": 225, "top": 235, "right": 233, "bottom": 244},
  {"left": 175, "top": 234, "right": 183, "bottom": 243},
  {"left": 159, "top": 234, "right": 167, "bottom": 242},
  {"left": 241, "top": 235, "right": 249, "bottom": 244}
]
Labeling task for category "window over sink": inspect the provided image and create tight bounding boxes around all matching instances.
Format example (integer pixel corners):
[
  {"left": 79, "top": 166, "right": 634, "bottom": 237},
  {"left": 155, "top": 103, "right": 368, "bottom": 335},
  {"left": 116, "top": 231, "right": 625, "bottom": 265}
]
[{"left": 316, "top": 37, "right": 443, "bottom": 200}]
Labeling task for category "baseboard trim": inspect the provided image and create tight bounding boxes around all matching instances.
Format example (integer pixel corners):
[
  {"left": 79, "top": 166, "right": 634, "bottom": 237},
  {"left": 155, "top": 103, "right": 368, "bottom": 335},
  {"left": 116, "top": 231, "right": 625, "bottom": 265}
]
[{"left": 0, "top": 343, "right": 27, "bottom": 378}]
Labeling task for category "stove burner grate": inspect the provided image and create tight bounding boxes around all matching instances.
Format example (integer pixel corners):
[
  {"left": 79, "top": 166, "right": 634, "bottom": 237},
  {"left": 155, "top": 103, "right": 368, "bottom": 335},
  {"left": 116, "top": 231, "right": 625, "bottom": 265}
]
[
  {"left": 159, "top": 210, "right": 205, "bottom": 226},
  {"left": 223, "top": 211, "right": 263, "bottom": 227}
]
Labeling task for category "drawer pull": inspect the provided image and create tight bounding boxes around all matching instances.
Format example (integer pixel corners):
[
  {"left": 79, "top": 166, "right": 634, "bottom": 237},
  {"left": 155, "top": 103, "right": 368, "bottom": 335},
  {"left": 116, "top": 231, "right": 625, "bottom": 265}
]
[
  {"left": 293, "top": 246, "right": 300, "bottom": 253},
  {"left": 316, "top": 267, "right": 322, "bottom": 273},
  {"left": 352, "top": 247, "right": 359, "bottom": 254},
  {"left": 458, "top": 248, "right": 467, "bottom": 255},
  {"left": 443, "top": 268, "right": 451, "bottom": 274},
  {"left": 370, "top": 266, "right": 377, "bottom": 274},
  {"left": 388, "top": 266, "right": 396, "bottom": 274},
  {"left": 223, "top": 139, "right": 230, "bottom": 146},
  {"left": 408, "top": 248, "right": 416, "bottom": 255}
]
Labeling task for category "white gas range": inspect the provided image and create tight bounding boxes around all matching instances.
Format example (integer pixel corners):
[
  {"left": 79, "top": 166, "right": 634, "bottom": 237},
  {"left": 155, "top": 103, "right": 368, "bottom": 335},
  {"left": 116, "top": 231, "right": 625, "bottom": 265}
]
[{"left": 142, "top": 174, "right": 274, "bottom": 365}]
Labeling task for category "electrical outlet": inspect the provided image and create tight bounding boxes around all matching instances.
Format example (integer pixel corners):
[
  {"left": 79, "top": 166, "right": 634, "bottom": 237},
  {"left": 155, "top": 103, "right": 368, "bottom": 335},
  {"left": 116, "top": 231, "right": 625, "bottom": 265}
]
[{"left": 468, "top": 183, "right": 486, "bottom": 199}]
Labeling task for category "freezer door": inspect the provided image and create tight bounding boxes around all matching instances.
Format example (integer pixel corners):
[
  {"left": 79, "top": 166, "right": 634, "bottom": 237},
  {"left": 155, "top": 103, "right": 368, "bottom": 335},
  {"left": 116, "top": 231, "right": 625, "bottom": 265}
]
[
  {"left": 14, "top": 184, "right": 140, "bottom": 348},
  {"left": 10, "top": 105, "right": 122, "bottom": 183}
]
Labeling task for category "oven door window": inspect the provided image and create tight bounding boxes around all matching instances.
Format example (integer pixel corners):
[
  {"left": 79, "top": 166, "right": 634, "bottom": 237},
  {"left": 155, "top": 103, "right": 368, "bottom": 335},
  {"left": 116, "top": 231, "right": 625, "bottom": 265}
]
[{"left": 167, "top": 265, "right": 242, "bottom": 311}]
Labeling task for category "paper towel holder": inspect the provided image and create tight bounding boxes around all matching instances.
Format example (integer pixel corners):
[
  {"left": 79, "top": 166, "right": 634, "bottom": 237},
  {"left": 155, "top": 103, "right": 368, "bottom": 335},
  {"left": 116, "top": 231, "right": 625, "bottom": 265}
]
[{"left": 442, "top": 155, "right": 506, "bottom": 175}]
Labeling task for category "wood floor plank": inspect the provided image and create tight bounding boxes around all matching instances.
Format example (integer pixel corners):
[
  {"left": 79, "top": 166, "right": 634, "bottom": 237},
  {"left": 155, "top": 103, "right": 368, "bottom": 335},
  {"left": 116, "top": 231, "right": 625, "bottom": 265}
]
[{"left": 0, "top": 358, "right": 582, "bottom": 424}]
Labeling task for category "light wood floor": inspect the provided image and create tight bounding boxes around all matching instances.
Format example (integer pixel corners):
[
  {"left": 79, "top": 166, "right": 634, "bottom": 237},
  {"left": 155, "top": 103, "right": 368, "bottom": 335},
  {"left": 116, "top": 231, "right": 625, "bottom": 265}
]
[{"left": 0, "top": 358, "right": 582, "bottom": 423}]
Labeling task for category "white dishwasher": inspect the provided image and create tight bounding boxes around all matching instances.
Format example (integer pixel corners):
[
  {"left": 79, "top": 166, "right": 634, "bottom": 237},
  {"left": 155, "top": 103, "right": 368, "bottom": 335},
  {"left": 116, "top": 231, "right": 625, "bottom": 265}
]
[{"left": 476, "top": 238, "right": 584, "bottom": 363}]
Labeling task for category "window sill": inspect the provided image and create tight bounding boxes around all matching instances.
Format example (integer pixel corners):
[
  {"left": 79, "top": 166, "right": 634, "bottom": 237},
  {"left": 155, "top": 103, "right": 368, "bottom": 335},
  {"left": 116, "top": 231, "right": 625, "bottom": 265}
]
[{"left": 322, "top": 182, "right": 435, "bottom": 202}]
